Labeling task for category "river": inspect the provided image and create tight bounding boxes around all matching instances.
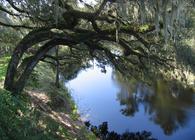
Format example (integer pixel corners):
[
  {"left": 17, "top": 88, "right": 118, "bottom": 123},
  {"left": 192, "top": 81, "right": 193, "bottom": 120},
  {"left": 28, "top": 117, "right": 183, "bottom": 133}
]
[{"left": 65, "top": 65, "right": 195, "bottom": 140}]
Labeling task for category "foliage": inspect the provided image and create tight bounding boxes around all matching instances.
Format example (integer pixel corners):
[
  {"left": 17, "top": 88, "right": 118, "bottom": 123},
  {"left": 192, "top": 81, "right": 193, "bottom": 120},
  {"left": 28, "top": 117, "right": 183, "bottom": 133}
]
[
  {"left": 0, "top": 11, "right": 22, "bottom": 55},
  {"left": 0, "top": 56, "right": 10, "bottom": 81},
  {"left": 26, "top": 61, "right": 56, "bottom": 89},
  {"left": 26, "top": 61, "right": 78, "bottom": 116},
  {"left": 0, "top": 88, "right": 77, "bottom": 140},
  {"left": 85, "top": 121, "right": 157, "bottom": 140}
]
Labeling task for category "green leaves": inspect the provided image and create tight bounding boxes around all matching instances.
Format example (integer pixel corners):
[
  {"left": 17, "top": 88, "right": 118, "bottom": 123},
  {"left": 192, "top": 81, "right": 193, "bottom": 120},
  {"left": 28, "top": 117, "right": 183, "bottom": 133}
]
[
  {"left": 0, "top": 89, "right": 27, "bottom": 139},
  {"left": 0, "top": 56, "right": 10, "bottom": 81}
]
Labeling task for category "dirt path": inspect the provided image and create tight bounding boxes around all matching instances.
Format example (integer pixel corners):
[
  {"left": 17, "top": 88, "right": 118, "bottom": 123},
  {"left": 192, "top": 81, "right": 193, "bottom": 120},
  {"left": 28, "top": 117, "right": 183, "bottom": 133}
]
[{"left": 27, "top": 89, "right": 89, "bottom": 140}]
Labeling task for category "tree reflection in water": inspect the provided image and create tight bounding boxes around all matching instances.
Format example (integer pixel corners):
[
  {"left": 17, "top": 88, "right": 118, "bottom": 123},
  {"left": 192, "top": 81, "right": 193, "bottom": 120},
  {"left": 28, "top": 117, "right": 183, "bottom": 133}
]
[{"left": 113, "top": 72, "right": 195, "bottom": 136}]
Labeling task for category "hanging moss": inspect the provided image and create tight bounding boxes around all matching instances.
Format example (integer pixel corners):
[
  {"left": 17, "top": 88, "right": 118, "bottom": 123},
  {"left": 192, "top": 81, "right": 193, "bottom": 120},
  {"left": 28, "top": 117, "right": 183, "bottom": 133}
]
[{"left": 114, "top": 0, "right": 189, "bottom": 44}]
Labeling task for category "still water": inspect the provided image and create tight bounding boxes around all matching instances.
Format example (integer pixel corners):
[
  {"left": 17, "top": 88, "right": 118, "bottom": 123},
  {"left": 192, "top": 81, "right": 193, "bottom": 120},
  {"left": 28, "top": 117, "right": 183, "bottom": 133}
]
[{"left": 65, "top": 65, "right": 195, "bottom": 140}]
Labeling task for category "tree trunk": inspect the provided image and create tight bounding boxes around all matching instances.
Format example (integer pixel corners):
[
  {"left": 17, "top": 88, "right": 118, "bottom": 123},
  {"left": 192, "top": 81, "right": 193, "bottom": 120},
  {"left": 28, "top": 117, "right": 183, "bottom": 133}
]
[
  {"left": 4, "top": 29, "right": 62, "bottom": 92},
  {"left": 12, "top": 38, "right": 74, "bottom": 93},
  {"left": 4, "top": 28, "right": 95, "bottom": 93}
]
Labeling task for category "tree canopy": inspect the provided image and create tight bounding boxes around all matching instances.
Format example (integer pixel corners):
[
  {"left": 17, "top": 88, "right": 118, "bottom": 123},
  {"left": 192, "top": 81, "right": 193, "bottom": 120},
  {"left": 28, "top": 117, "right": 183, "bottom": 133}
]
[{"left": 0, "top": 0, "right": 195, "bottom": 93}]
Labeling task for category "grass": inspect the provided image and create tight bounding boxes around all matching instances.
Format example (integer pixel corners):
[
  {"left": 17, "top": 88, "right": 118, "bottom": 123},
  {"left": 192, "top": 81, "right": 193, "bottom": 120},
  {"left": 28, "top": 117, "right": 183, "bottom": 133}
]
[{"left": 0, "top": 88, "right": 88, "bottom": 140}]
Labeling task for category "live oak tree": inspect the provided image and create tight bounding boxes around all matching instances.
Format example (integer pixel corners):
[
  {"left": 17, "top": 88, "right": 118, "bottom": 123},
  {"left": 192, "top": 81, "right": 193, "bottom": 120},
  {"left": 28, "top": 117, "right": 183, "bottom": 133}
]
[{"left": 0, "top": 0, "right": 194, "bottom": 93}]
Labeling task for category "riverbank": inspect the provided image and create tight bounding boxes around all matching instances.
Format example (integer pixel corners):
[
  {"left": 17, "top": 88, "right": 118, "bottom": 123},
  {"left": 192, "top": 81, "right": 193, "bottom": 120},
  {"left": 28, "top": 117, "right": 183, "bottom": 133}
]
[{"left": 0, "top": 56, "right": 96, "bottom": 140}]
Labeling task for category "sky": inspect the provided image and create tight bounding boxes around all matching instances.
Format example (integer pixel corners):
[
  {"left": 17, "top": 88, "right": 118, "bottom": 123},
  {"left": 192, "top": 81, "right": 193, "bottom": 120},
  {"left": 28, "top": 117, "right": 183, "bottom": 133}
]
[
  {"left": 83, "top": 0, "right": 97, "bottom": 4},
  {"left": 78, "top": 0, "right": 97, "bottom": 7}
]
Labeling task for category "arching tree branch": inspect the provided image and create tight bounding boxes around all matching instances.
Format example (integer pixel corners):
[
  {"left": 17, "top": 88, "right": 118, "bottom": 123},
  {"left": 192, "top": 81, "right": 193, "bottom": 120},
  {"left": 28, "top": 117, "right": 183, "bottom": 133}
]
[{"left": 0, "top": 21, "right": 34, "bottom": 29}]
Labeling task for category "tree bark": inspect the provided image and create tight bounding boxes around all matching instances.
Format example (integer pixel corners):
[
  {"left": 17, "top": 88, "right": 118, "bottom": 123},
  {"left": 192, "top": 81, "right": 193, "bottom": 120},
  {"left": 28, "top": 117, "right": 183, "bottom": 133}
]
[
  {"left": 4, "top": 29, "right": 62, "bottom": 91},
  {"left": 11, "top": 37, "right": 74, "bottom": 93}
]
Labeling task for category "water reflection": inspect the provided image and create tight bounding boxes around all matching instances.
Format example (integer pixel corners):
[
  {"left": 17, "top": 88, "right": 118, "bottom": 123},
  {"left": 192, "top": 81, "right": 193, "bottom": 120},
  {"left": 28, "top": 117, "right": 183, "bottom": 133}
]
[
  {"left": 113, "top": 72, "right": 195, "bottom": 135},
  {"left": 66, "top": 65, "right": 195, "bottom": 140}
]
